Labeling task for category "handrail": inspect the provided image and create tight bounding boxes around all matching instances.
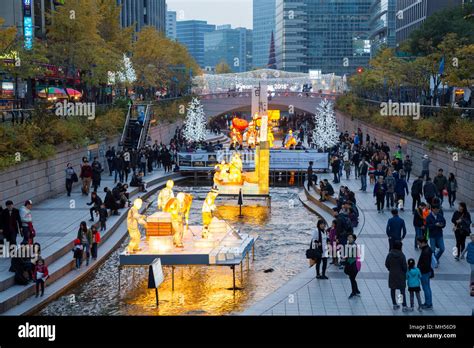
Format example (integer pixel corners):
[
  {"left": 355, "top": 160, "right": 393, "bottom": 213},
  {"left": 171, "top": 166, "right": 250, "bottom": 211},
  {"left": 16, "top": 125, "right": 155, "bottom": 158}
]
[
  {"left": 119, "top": 104, "right": 132, "bottom": 147},
  {"left": 137, "top": 103, "right": 152, "bottom": 149}
]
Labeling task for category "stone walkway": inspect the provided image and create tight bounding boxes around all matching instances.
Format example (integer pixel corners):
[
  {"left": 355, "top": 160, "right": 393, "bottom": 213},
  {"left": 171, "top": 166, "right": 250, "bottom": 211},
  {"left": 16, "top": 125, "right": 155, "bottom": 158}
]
[{"left": 243, "top": 171, "right": 473, "bottom": 316}]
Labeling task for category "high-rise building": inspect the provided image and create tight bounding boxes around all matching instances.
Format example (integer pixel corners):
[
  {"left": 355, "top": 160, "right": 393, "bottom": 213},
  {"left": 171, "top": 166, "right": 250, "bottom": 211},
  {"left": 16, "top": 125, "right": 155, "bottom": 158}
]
[
  {"left": 395, "top": 0, "right": 465, "bottom": 44},
  {"left": 252, "top": 0, "right": 276, "bottom": 69},
  {"left": 275, "top": 0, "right": 372, "bottom": 76},
  {"left": 117, "top": 0, "right": 166, "bottom": 33},
  {"left": 369, "top": 0, "right": 397, "bottom": 56},
  {"left": 166, "top": 10, "right": 177, "bottom": 40},
  {"left": 204, "top": 26, "right": 253, "bottom": 73},
  {"left": 176, "top": 20, "right": 216, "bottom": 68}
]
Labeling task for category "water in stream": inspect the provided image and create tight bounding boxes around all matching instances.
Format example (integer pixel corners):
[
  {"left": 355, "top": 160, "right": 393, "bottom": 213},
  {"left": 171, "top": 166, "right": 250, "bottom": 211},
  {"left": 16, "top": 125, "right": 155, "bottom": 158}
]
[{"left": 39, "top": 186, "right": 318, "bottom": 316}]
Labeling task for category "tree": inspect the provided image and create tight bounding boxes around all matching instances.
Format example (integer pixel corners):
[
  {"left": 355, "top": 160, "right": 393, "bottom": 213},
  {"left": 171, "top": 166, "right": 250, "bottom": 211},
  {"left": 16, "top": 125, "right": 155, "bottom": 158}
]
[
  {"left": 183, "top": 98, "right": 207, "bottom": 142},
  {"left": 215, "top": 60, "right": 232, "bottom": 74},
  {"left": 312, "top": 99, "right": 339, "bottom": 150},
  {"left": 408, "top": 3, "right": 474, "bottom": 56},
  {"left": 0, "top": 18, "right": 16, "bottom": 53}
]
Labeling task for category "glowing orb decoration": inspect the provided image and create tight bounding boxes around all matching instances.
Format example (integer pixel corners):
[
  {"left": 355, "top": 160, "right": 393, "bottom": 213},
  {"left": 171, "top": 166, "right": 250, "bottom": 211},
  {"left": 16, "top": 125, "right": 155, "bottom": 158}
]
[{"left": 232, "top": 117, "right": 249, "bottom": 132}]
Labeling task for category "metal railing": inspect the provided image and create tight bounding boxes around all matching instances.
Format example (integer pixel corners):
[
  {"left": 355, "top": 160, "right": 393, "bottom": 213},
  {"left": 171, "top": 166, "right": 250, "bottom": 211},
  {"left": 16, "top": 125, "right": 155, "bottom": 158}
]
[
  {"left": 137, "top": 104, "right": 153, "bottom": 150},
  {"left": 119, "top": 104, "right": 133, "bottom": 147}
]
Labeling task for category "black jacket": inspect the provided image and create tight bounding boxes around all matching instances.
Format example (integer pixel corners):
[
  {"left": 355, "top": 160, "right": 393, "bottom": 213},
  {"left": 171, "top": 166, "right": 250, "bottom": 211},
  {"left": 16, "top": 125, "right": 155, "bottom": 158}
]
[
  {"left": 413, "top": 209, "right": 425, "bottom": 228},
  {"left": 417, "top": 245, "right": 433, "bottom": 274},
  {"left": 411, "top": 178, "right": 423, "bottom": 196},
  {"left": 0, "top": 208, "right": 22, "bottom": 240},
  {"left": 385, "top": 249, "right": 407, "bottom": 289}
]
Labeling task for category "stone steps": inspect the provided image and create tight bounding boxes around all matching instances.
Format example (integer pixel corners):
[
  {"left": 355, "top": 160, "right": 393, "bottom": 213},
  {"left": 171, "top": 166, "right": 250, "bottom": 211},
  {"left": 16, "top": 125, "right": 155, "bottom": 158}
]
[{"left": 0, "top": 173, "right": 182, "bottom": 315}]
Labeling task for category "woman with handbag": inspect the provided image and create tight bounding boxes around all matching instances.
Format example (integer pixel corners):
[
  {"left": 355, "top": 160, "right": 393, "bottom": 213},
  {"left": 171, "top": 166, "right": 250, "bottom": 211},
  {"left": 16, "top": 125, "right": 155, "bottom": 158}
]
[
  {"left": 65, "top": 163, "right": 77, "bottom": 197},
  {"left": 308, "top": 220, "right": 330, "bottom": 279},
  {"left": 451, "top": 202, "right": 472, "bottom": 261}
]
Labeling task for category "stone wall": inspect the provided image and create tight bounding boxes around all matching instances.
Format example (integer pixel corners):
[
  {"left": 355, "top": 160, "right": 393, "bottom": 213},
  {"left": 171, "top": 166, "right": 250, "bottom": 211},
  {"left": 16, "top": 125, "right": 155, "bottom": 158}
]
[
  {"left": 335, "top": 112, "right": 474, "bottom": 207},
  {"left": 0, "top": 121, "right": 182, "bottom": 206}
]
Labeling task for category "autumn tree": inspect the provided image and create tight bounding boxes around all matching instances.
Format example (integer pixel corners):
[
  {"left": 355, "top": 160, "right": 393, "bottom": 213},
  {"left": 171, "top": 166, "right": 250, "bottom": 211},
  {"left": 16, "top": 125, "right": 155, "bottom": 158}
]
[{"left": 215, "top": 60, "right": 233, "bottom": 74}]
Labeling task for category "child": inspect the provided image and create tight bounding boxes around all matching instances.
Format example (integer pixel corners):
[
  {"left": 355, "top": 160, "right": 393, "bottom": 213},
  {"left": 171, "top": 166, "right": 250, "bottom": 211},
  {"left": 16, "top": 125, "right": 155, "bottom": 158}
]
[
  {"left": 91, "top": 226, "right": 100, "bottom": 260},
  {"left": 73, "top": 239, "right": 83, "bottom": 269},
  {"left": 33, "top": 257, "right": 49, "bottom": 297},
  {"left": 406, "top": 258, "right": 422, "bottom": 312},
  {"left": 98, "top": 203, "right": 108, "bottom": 232}
]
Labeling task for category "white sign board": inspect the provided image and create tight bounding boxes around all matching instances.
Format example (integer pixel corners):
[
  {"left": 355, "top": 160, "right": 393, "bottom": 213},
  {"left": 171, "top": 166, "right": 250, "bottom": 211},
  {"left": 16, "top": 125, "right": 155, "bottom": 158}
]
[
  {"left": 148, "top": 258, "right": 164, "bottom": 288},
  {"left": 309, "top": 70, "right": 321, "bottom": 80}
]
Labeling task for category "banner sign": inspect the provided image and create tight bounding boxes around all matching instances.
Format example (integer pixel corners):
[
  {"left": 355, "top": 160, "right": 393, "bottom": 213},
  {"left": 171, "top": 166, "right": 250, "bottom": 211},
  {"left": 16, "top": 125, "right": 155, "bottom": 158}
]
[{"left": 178, "top": 150, "right": 328, "bottom": 171}]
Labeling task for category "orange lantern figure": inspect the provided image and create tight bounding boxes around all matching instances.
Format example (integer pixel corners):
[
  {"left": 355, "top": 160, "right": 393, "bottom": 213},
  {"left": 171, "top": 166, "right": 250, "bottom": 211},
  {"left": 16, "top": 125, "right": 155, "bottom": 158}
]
[{"left": 232, "top": 118, "right": 249, "bottom": 132}]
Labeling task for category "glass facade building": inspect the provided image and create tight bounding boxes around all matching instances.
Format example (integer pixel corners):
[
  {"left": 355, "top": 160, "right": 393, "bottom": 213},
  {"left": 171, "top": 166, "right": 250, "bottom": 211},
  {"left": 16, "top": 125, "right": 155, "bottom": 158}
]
[
  {"left": 117, "top": 0, "right": 166, "bottom": 33},
  {"left": 176, "top": 20, "right": 216, "bottom": 68},
  {"left": 396, "top": 0, "right": 464, "bottom": 44},
  {"left": 253, "top": 0, "right": 276, "bottom": 69},
  {"left": 369, "top": 0, "right": 397, "bottom": 56},
  {"left": 275, "top": 0, "right": 372, "bottom": 76},
  {"left": 166, "top": 10, "right": 177, "bottom": 40},
  {"left": 204, "top": 27, "right": 253, "bottom": 73}
]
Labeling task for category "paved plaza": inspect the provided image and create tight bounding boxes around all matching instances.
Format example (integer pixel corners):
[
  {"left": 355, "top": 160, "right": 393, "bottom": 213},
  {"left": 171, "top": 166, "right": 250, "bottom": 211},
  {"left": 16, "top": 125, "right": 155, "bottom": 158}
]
[{"left": 243, "top": 172, "right": 473, "bottom": 316}]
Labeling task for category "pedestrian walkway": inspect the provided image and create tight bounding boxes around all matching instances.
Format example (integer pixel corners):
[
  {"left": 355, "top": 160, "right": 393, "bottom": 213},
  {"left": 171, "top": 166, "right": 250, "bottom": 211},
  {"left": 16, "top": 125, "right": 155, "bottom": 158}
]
[
  {"left": 0, "top": 132, "right": 227, "bottom": 314},
  {"left": 243, "top": 171, "right": 473, "bottom": 316}
]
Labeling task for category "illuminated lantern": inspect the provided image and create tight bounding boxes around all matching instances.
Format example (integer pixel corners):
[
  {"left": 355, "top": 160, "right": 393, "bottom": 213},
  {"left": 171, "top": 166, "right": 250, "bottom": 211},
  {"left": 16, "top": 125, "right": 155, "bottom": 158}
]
[{"left": 232, "top": 118, "right": 249, "bottom": 132}]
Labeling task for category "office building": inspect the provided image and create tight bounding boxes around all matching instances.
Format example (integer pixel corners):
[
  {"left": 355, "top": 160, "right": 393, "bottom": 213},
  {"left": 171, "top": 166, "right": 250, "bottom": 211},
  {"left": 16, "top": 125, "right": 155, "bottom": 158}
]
[
  {"left": 117, "top": 0, "right": 166, "bottom": 33},
  {"left": 166, "top": 10, "right": 177, "bottom": 39},
  {"left": 396, "top": 0, "right": 465, "bottom": 43},
  {"left": 369, "top": 0, "right": 397, "bottom": 56},
  {"left": 176, "top": 20, "right": 216, "bottom": 67},
  {"left": 204, "top": 26, "right": 253, "bottom": 73},
  {"left": 275, "top": 0, "right": 372, "bottom": 76},
  {"left": 252, "top": 0, "right": 276, "bottom": 69}
]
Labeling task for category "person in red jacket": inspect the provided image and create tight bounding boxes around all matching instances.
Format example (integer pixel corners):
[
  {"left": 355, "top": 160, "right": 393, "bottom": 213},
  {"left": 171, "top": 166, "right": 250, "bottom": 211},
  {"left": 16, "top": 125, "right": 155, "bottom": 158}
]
[
  {"left": 80, "top": 158, "right": 93, "bottom": 195},
  {"left": 33, "top": 257, "right": 49, "bottom": 297}
]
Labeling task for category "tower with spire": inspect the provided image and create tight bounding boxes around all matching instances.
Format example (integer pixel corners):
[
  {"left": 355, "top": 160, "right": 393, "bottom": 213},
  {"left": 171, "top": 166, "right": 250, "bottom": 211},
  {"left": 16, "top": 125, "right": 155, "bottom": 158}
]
[{"left": 267, "top": 31, "right": 277, "bottom": 69}]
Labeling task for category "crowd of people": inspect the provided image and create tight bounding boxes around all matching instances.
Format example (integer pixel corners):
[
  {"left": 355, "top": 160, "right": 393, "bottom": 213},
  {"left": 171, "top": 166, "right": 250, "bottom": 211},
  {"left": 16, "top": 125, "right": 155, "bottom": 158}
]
[{"left": 307, "top": 129, "right": 473, "bottom": 310}]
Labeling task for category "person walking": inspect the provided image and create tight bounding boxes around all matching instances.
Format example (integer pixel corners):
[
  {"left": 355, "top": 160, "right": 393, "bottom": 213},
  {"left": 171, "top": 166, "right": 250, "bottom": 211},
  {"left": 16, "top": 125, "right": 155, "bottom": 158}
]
[
  {"left": 331, "top": 156, "right": 340, "bottom": 183},
  {"left": 417, "top": 237, "right": 433, "bottom": 310},
  {"left": 426, "top": 206, "right": 446, "bottom": 266},
  {"left": 394, "top": 174, "right": 409, "bottom": 211},
  {"left": 406, "top": 258, "right": 423, "bottom": 312},
  {"left": 33, "top": 257, "right": 49, "bottom": 297},
  {"left": 421, "top": 155, "right": 431, "bottom": 180},
  {"left": 447, "top": 173, "right": 458, "bottom": 208},
  {"left": 461, "top": 234, "right": 474, "bottom": 273},
  {"left": 352, "top": 151, "right": 361, "bottom": 179},
  {"left": 359, "top": 157, "right": 369, "bottom": 191},
  {"left": 19, "top": 200, "right": 35, "bottom": 244},
  {"left": 386, "top": 209, "right": 407, "bottom": 251},
  {"left": 65, "top": 163, "right": 77, "bottom": 197},
  {"left": 105, "top": 146, "right": 115, "bottom": 176},
  {"left": 307, "top": 161, "right": 314, "bottom": 191},
  {"left": 413, "top": 203, "right": 427, "bottom": 250},
  {"left": 0, "top": 201, "right": 22, "bottom": 245},
  {"left": 385, "top": 170, "right": 396, "bottom": 209},
  {"left": 403, "top": 155, "right": 413, "bottom": 182},
  {"left": 423, "top": 177, "right": 437, "bottom": 206},
  {"left": 374, "top": 177, "right": 387, "bottom": 213},
  {"left": 113, "top": 153, "right": 124, "bottom": 183},
  {"left": 451, "top": 202, "right": 471, "bottom": 261},
  {"left": 385, "top": 240, "right": 408, "bottom": 311},
  {"left": 90, "top": 225, "right": 100, "bottom": 261},
  {"left": 91, "top": 157, "right": 103, "bottom": 193},
  {"left": 411, "top": 176, "right": 424, "bottom": 213},
  {"left": 98, "top": 204, "right": 108, "bottom": 232},
  {"left": 433, "top": 169, "right": 448, "bottom": 206},
  {"left": 344, "top": 234, "right": 361, "bottom": 299},
  {"left": 77, "top": 221, "right": 92, "bottom": 266},
  {"left": 79, "top": 158, "right": 93, "bottom": 195},
  {"left": 313, "top": 220, "right": 329, "bottom": 279}
]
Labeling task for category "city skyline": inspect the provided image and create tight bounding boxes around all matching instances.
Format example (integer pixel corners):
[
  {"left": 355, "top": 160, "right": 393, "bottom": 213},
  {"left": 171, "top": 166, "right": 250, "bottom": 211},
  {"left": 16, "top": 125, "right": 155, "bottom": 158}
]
[{"left": 167, "top": 0, "right": 253, "bottom": 29}]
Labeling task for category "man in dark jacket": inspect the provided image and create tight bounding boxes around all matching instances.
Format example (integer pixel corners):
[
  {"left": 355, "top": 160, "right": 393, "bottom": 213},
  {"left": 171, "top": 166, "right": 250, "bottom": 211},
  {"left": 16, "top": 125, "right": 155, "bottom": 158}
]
[
  {"left": 417, "top": 237, "right": 433, "bottom": 309},
  {"left": 433, "top": 169, "right": 447, "bottom": 206},
  {"left": 359, "top": 158, "right": 369, "bottom": 191},
  {"left": 105, "top": 147, "right": 115, "bottom": 176},
  {"left": 423, "top": 177, "right": 437, "bottom": 205},
  {"left": 425, "top": 206, "right": 446, "bottom": 264},
  {"left": 0, "top": 201, "right": 22, "bottom": 245},
  {"left": 331, "top": 156, "right": 340, "bottom": 183},
  {"left": 411, "top": 176, "right": 424, "bottom": 213},
  {"left": 91, "top": 157, "right": 103, "bottom": 193},
  {"left": 104, "top": 188, "right": 119, "bottom": 216},
  {"left": 386, "top": 209, "right": 407, "bottom": 250},
  {"left": 385, "top": 240, "right": 408, "bottom": 310}
]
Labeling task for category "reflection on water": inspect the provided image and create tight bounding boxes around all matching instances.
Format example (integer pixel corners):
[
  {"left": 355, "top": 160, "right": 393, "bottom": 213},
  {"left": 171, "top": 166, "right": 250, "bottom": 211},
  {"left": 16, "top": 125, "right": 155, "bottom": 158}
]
[{"left": 39, "top": 186, "right": 318, "bottom": 316}]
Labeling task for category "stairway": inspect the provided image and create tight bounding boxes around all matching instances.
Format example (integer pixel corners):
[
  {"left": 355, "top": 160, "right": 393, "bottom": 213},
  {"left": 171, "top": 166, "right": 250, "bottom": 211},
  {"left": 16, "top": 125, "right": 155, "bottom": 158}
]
[{"left": 120, "top": 103, "right": 153, "bottom": 150}]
